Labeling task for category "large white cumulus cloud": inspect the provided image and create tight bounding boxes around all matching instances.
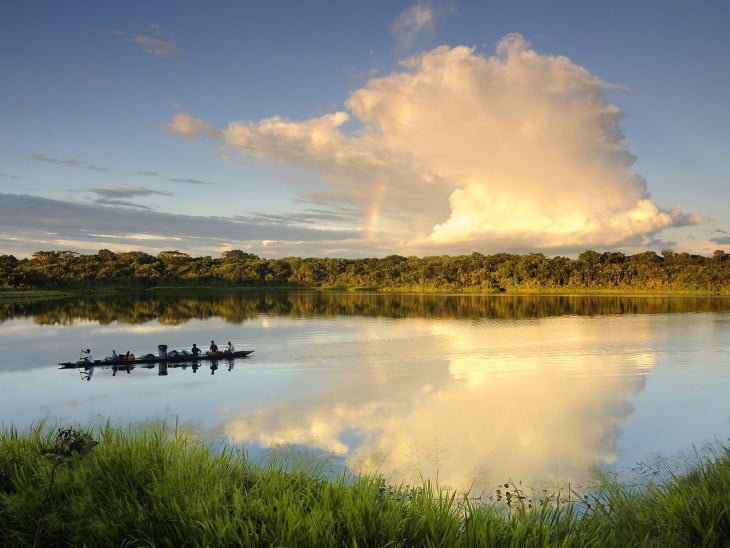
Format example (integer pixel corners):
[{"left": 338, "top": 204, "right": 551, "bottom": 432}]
[{"left": 168, "top": 34, "right": 702, "bottom": 253}]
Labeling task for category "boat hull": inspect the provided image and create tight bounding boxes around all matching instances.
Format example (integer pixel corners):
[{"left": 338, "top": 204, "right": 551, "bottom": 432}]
[{"left": 59, "top": 350, "right": 254, "bottom": 369}]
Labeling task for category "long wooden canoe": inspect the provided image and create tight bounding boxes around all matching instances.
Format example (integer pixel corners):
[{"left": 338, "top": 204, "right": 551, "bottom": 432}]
[{"left": 59, "top": 350, "right": 254, "bottom": 369}]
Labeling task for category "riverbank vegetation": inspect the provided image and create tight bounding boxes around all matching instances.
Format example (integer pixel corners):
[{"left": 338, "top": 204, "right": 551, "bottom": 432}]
[
  {"left": 2, "top": 422, "right": 729, "bottom": 546},
  {"left": 1, "top": 248, "right": 729, "bottom": 294},
  {"left": 3, "top": 290, "right": 730, "bottom": 326}
]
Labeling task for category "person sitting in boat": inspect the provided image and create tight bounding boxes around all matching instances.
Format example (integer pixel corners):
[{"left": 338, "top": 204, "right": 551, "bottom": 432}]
[
  {"left": 209, "top": 340, "right": 218, "bottom": 353},
  {"left": 225, "top": 341, "right": 235, "bottom": 354},
  {"left": 81, "top": 348, "right": 94, "bottom": 364},
  {"left": 106, "top": 349, "right": 118, "bottom": 362},
  {"left": 191, "top": 343, "right": 201, "bottom": 357}
]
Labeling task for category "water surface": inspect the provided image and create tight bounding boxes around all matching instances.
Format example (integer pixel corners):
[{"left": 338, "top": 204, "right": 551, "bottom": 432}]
[{"left": 2, "top": 291, "right": 729, "bottom": 495}]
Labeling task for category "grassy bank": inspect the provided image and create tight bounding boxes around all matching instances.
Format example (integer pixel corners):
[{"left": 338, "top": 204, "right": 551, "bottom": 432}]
[{"left": 2, "top": 423, "right": 730, "bottom": 546}]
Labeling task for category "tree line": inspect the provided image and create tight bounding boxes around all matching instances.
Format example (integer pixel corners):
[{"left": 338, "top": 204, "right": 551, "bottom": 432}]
[
  {"left": 1, "top": 248, "right": 729, "bottom": 294},
  {"left": 4, "top": 291, "right": 730, "bottom": 326}
]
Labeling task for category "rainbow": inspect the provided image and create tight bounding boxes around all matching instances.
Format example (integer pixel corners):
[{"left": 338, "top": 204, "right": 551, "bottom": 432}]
[{"left": 365, "top": 181, "right": 387, "bottom": 240}]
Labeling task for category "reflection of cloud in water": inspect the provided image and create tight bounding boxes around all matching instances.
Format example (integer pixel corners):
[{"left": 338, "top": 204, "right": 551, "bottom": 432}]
[
  {"left": 89, "top": 324, "right": 182, "bottom": 335},
  {"left": 0, "top": 319, "right": 60, "bottom": 337},
  {"left": 225, "top": 316, "right": 655, "bottom": 493},
  {"left": 29, "top": 393, "right": 110, "bottom": 413}
]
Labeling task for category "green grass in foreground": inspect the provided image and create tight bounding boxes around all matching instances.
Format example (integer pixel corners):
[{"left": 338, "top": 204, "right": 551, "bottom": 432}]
[{"left": 2, "top": 423, "right": 730, "bottom": 546}]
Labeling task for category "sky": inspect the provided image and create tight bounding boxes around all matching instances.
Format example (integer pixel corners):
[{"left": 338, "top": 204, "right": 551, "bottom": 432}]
[{"left": 1, "top": 1, "right": 729, "bottom": 260}]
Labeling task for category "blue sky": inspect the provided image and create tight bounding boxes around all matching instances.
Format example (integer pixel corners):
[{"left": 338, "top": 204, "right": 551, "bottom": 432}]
[{"left": 1, "top": 1, "right": 728, "bottom": 259}]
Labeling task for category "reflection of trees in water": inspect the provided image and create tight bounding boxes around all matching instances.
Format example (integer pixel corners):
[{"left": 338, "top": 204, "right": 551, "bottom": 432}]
[{"left": 3, "top": 291, "right": 730, "bottom": 325}]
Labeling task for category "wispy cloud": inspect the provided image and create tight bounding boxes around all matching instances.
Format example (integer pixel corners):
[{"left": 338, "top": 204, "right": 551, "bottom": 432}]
[
  {"left": 131, "top": 35, "right": 182, "bottom": 60},
  {"left": 30, "top": 153, "right": 109, "bottom": 172},
  {"left": 0, "top": 172, "right": 24, "bottom": 181},
  {"left": 145, "top": 22, "right": 168, "bottom": 37},
  {"left": 0, "top": 193, "right": 360, "bottom": 258},
  {"left": 167, "top": 34, "right": 705, "bottom": 255},
  {"left": 87, "top": 186, "right": 172, "bottom": 199},
  {"left": 30, "top": 153, "right": 78, "bottom": 167},
  {"left": 392, "top": 1, "right": 451, "bottom": 47},
  {"left": 238, "top": 206, "right": 359, "bottom": 227},
  {"left": 94, "top": 199, "right": 154, "bottom": 210},
  {"left": 103, "top": 26, "right": 183, "bottom": 61},
  {"left": 15, "top": 95, "right": 33, "bottom": 105},
  {"left": 168, "top": 177, "right": 215, "bottom": 185}
]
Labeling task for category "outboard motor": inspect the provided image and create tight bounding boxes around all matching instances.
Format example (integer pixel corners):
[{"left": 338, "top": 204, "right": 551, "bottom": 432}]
[{"left": 158, "top": 344, "right": 168, "bottom": 359}]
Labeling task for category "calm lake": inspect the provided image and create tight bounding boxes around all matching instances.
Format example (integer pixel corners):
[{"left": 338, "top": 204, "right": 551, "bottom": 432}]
[{"left": 2, "top": 291, "right": 729, "bottom": 495}]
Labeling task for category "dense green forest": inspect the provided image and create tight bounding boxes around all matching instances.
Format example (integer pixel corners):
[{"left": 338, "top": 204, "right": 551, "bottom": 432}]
[{"left": 1, "top": 248, "right": 729, "bottom": 294}]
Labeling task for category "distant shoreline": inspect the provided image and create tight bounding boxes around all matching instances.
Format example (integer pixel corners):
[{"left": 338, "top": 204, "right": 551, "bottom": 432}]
[
  {"left": 2, "top": 249, "right": 729, "bottom": 296},
  {"left": 2, "top": 286, "right": 728, "bottom": 305}
]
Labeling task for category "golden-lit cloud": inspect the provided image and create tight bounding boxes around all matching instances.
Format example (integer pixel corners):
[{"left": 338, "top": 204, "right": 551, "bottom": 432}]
[
  {"left": 167, "top": 34, "right": 704, "bottom": 254},
  {"left": 165, "top": 113, "right": 221, "bottom": 140}
]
